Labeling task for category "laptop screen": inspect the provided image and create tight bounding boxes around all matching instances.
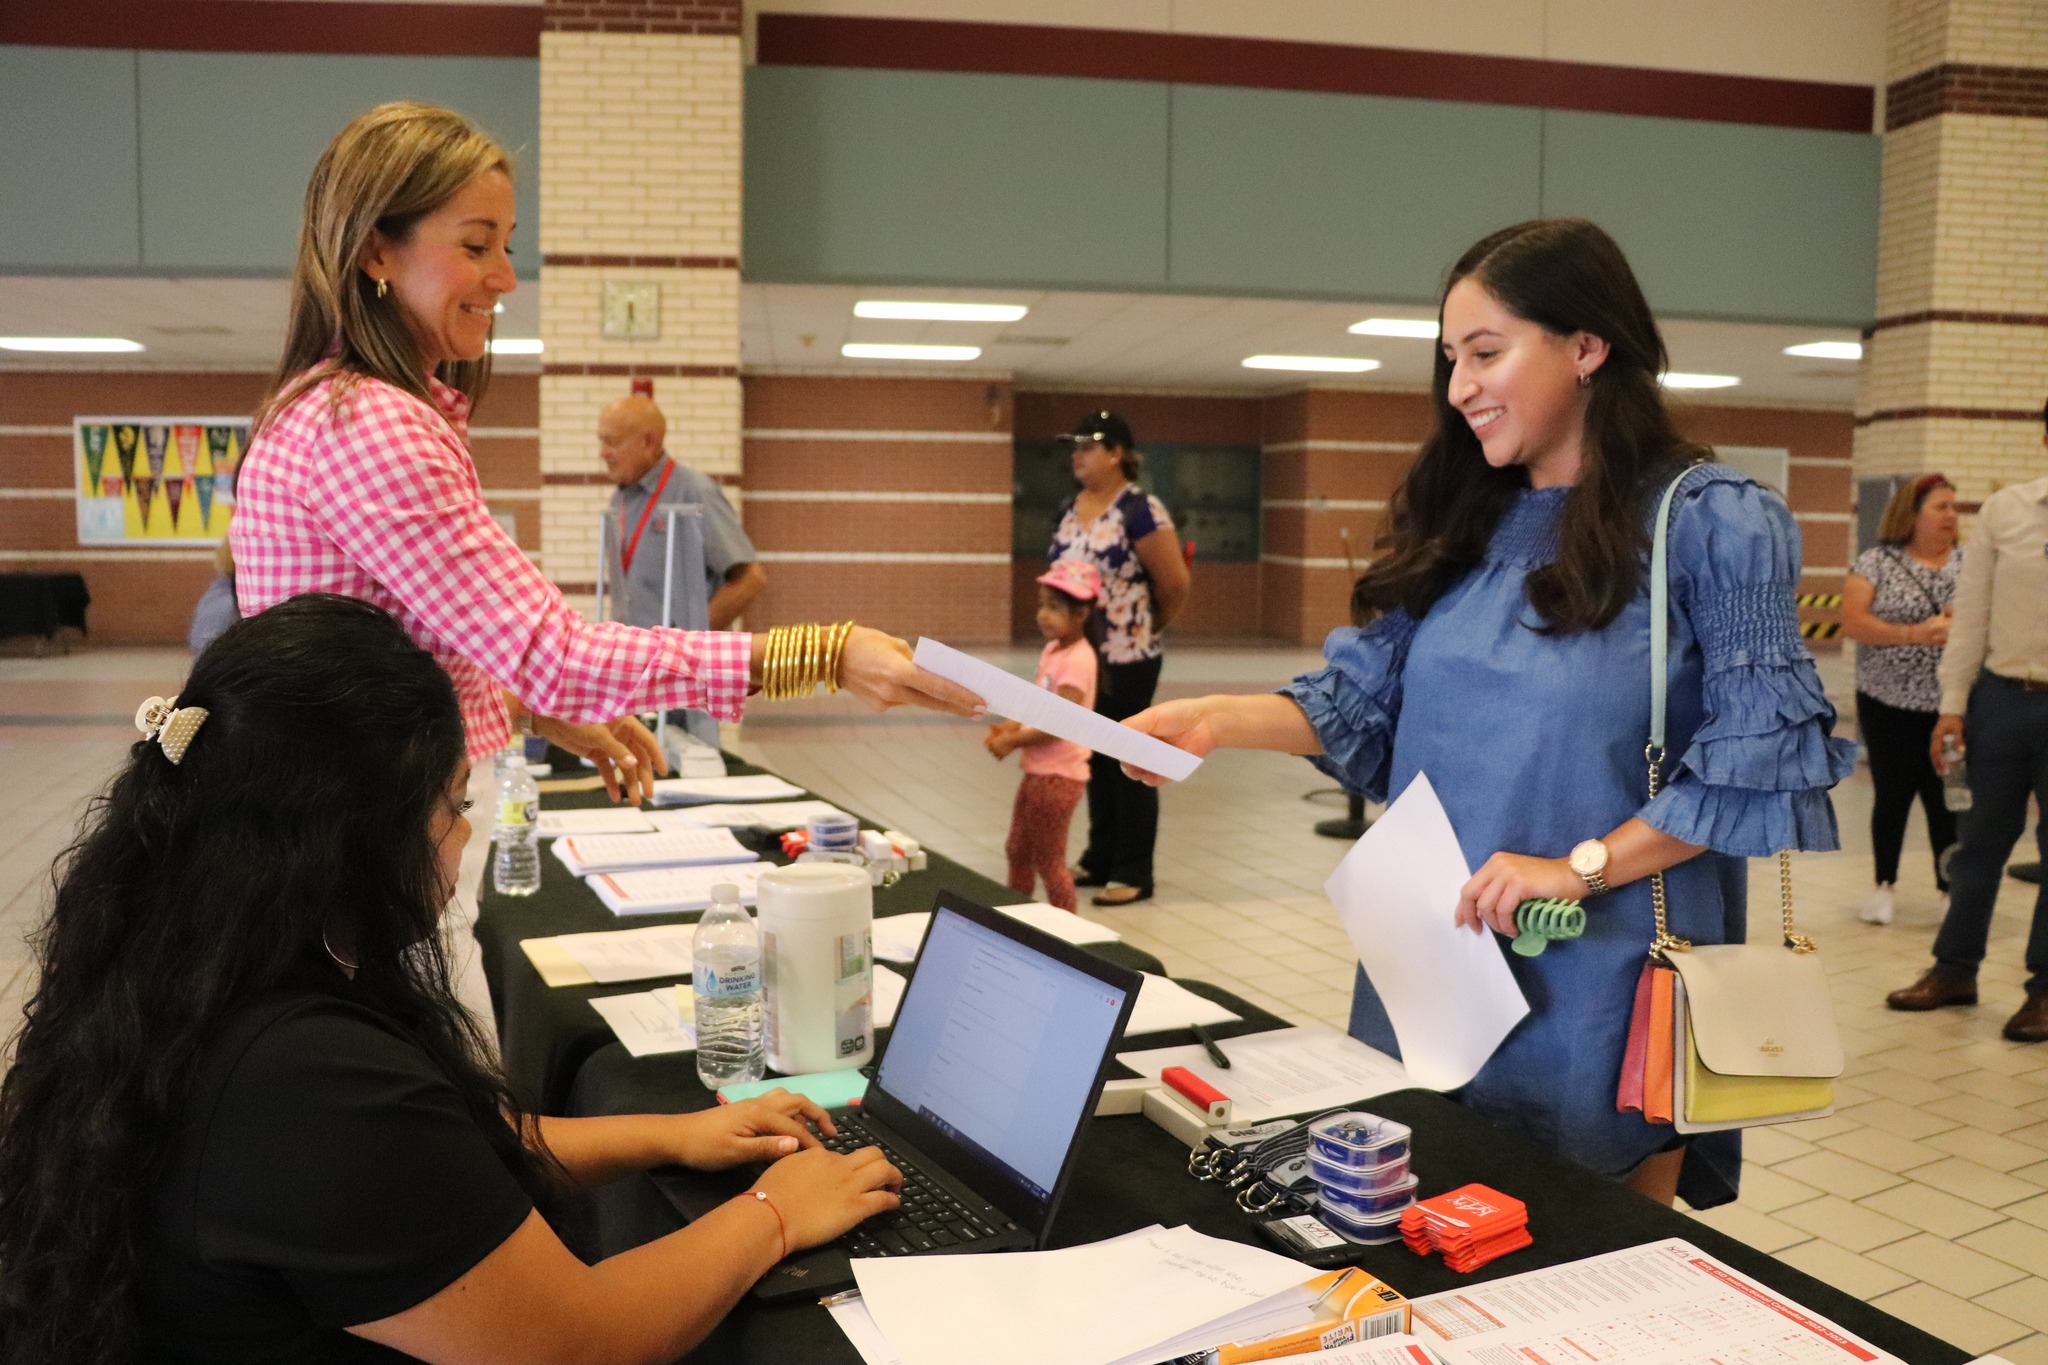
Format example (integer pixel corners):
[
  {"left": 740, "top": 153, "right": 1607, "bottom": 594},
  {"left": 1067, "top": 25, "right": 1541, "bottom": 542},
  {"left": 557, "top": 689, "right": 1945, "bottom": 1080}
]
[{"left": 874, "top": 905, "right": 1130, "bottom": 1204}]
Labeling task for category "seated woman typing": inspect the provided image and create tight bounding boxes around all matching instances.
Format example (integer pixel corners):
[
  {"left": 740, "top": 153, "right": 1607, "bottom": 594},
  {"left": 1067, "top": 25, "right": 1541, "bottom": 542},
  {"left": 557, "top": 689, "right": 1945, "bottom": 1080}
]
[{"left": 0, "top": 594, "right": 900, "bottom": 1365}]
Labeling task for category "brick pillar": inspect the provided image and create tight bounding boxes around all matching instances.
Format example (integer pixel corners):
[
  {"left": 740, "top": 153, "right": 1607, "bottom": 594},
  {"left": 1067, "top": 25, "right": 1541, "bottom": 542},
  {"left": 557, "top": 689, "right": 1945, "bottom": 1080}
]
[
  {"left": 538, "top": 0, "right": 742, "bottom": 614},
  {"left": 1855, "top": 0, "right": 2048, "bottom": 508}
]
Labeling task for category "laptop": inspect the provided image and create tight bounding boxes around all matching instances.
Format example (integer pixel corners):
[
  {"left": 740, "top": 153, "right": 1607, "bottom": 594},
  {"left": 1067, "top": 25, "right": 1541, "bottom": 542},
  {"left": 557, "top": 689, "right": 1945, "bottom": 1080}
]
[{"left": 654, "top": 891, "right": 1141, "bottom": 1301}]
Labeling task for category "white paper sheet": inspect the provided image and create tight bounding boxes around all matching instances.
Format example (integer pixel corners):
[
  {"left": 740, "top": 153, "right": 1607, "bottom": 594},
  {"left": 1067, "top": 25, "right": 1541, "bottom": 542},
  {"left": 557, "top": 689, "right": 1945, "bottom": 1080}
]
[
  {"left": 913, "top": 638, "right": 1201, "bottom": 781},
  {"left": 534, "top": 807, "right": 656, "bottom": 838},
  {"left": 872, "top": 905, "right": 1121, "bottom": 965},
  {"left": 556, "top": 924, "right": 700, "bottom": 984},
  {"left": 588, "top": 989, "right": 698, "bottom": 1056},
  {"left": 1323, "top": 772, "right": 1527, "bottom": 1090},
  {"left": 1217, "top": 1339, "right": 1446, "bottom": 1365},
  {"left": 873, "top": 963, "right": 906, "bottom": 1027},
  {"left": 1118, "top": 1025, "right": 1413, "bottom": 1124},
  {"left": 552, "top": 827, "right": 757, "bottom": 875},
  {"left": 1126, "top": 974, "right": 1241, "bottom": 1034},
  {"left": 649, "top": 773, "right": 807, "bottom": 806},
  {"left": 828, "top": 1299, "right": 906, "bottom": 1365},
  {"left": 1409, "top": 1238, "right": 1903, "bottom": 1365},
  {"left": 586, "top": 862, "right": 774, "bottom": 917},
  {"left": 650, "top": 799, "right": 852, "bottom": 832},
  {"left": 853, "top": 1224, "right": 1311, "bottom": 1365}
]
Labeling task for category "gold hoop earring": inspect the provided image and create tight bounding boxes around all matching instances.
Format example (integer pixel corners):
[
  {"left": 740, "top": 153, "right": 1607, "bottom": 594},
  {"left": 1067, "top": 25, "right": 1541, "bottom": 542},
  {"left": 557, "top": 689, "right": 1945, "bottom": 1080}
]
[{"left": 375, "top": 277, "right": 389, "bottom": 300}]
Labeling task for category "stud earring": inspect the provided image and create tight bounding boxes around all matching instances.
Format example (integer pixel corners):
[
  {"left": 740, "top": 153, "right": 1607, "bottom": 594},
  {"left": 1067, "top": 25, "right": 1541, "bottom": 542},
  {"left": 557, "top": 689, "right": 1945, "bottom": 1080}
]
[
  {"left": 1577, "top": 371, "right": 1591, "bottom": 388},
  {"left": 375, "top": 277, "right": 389, "bottom": 299}
]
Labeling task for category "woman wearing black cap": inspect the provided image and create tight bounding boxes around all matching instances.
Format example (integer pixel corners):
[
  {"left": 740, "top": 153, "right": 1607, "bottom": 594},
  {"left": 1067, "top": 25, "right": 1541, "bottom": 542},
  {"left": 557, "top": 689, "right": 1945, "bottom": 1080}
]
[{"left": 1049, "top": 411, "right": 1191, "bottom": 905}]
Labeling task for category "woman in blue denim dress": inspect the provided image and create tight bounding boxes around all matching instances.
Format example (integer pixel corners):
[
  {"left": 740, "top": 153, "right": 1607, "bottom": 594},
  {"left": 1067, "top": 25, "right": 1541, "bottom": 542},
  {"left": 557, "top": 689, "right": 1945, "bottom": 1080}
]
[{"left": 1124, "top": 220, "right": 1855, "bottom": 1207}]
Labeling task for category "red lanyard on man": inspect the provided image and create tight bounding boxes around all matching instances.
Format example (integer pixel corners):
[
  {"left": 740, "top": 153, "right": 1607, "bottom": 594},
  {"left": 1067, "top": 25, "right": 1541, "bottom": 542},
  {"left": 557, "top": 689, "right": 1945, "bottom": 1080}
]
[{"left": 619, "top": 458, "right": 675, "bottom": 574}]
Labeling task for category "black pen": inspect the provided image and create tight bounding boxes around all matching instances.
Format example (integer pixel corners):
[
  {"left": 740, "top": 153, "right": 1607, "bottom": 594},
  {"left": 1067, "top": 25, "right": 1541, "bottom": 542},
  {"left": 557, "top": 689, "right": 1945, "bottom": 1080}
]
[{"left": 1192, "top": 1022, "right": 1231, "bottom": 1069}]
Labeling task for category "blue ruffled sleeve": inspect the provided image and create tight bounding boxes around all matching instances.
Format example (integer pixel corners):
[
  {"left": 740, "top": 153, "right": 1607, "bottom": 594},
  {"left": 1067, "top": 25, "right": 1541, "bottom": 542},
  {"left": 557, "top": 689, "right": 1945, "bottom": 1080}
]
[
  {"left": 1280, "top": 611, "right": 1418, "bottom": 802},
  {"left": 1640, "top": 471, "right": 1858, "bottom": 856}
]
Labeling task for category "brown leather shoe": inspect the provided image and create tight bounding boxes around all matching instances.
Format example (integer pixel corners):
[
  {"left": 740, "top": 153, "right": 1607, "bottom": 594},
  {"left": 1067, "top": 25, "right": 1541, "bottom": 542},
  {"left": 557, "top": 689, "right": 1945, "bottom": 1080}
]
[
  {"left": 2007, "top": 992, "right": 2048, "bottom": 1043},
  {"left": 1886, "top": 970, "right": 1978, "bottom": 1011}
]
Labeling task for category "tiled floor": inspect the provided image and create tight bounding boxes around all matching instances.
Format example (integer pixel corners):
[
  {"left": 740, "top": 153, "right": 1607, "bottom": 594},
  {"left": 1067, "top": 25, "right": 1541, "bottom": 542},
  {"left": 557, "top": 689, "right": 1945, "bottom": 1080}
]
[{"left": 4, "top": 641, "right": 2046, "bottom": 1358}]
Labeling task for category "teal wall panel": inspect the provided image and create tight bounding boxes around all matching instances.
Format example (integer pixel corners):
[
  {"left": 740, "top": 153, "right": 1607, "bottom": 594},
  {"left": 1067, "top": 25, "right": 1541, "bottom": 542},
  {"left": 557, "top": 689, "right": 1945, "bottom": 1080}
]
[
  {"left": 135, "top": 52, "right": 539, "bottom": 273},
  {"left": 1540, "top": 111, "right": 1880, "bottom": 326},
  {"left": 744, "top": 65, "right": 1168, "bottom": 289},
  {"left": 0, "top": 47, "right": 143, "bottom": 270},
  {"left": 1169, "top": 86, "right": 1542, "bottom": 303}
]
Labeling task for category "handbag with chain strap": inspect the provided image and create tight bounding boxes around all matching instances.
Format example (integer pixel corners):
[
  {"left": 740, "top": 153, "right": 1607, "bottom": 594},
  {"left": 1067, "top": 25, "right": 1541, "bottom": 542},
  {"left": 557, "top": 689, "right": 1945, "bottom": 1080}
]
[{"left": 1616, "top": 467, "right": 1844, "bottom": 1133}]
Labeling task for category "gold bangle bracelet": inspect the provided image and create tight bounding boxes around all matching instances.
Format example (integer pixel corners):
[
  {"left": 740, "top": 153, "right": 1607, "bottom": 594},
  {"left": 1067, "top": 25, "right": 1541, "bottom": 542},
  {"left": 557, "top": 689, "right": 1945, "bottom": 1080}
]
[
  {"left": 803, "top": 622, "right": 822, "bottom": 696},
  {"left": 828, "top": 621, "right": 855, "bottom": 692}
]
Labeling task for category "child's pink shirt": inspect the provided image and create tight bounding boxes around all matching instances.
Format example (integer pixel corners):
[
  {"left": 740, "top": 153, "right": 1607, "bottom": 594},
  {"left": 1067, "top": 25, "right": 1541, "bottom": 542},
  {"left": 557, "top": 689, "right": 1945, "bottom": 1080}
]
[{"left": 1020, "top": 637, "right": 1097, "bottom": 783}]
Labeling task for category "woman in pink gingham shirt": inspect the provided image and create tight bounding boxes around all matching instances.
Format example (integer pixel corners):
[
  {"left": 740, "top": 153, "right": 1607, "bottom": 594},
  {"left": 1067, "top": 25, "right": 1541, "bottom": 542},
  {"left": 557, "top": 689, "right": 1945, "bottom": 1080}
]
[{"left": 233, "top": 103, "right": 977, "bottom": 1037}]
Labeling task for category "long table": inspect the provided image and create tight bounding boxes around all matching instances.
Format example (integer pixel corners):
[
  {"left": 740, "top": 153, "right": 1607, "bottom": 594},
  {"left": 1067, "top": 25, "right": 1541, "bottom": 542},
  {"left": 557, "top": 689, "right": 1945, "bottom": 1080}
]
[
  {"left": 480, "top": 758, "right": 1967, "bottom": 1365},
  {"left": 474, "top": 758, "right": 1163, "bottom": 1114}
]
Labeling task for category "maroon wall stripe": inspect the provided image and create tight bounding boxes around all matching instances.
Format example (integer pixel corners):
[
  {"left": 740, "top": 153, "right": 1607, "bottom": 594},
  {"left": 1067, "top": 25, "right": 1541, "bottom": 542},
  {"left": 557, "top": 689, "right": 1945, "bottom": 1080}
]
[
  {"left": 1856, "top": 406, "right": 2045, "bottom": 426},
  {"left": 1, "top": 0, "right": 544, "bottom": 56},
  {"left": 1886, "top": 63, "right": 2048, "bottom": 131},
  {"left": 543, "top": 254, "right": 740, "bottom": 269},
  {"left": 543, "top": 363, "right": 739, "bottom": 378},
  {"left": 542, "top": 473, "right": 617, "bottom": 485},
  {"left": 756, "top": 14, "right": 1874, "bottom": 134},
  {"left": 1870, "top": 310, "right": 2048, "bottom": 333}
]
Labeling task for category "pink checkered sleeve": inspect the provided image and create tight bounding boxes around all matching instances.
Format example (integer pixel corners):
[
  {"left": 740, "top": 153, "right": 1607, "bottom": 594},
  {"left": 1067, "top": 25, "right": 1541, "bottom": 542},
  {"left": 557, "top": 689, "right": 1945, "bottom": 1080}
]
[{"left": 303, "top": 388, "right": 753, "bottom": 724}]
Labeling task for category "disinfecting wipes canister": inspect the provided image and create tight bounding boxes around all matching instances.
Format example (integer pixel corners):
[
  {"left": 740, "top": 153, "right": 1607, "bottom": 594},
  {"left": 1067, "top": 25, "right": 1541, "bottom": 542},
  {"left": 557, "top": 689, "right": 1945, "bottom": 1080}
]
[{"left": 758, "top": 862, "right": 875, "bottom": 1074}]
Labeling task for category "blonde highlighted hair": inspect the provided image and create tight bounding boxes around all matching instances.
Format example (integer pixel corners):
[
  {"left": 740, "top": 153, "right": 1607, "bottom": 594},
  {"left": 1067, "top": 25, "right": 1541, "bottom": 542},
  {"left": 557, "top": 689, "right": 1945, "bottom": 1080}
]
[{"left": 255, "top": 102, "right": 511, "bottom": 432}]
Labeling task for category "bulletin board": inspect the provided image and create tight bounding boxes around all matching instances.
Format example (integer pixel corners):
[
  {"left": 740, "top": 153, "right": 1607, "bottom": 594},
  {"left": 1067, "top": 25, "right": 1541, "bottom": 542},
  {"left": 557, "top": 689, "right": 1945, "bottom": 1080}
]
[{"left": 73, "top": 418, "right": 247, "bottom": 546}]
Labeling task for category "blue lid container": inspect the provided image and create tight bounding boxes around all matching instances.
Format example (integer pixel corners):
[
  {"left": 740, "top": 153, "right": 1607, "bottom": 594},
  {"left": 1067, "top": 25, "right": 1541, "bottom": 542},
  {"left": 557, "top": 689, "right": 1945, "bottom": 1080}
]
[
  {"left": 1316, "top": 1193, "right": 1412, "bottom": 1244},
  {"left": 807, "top": 811, "right": 861, "bottom": 851},
  {"left": 1317, "top": 1171, "right": 1419, "bottom": 1222},
  {"left": 1308, "top": 1112, "right": 1411, "bottom": 1168},
  {"left": 1309, "top": 1149, "right": 1412, "bottom": 1195}
]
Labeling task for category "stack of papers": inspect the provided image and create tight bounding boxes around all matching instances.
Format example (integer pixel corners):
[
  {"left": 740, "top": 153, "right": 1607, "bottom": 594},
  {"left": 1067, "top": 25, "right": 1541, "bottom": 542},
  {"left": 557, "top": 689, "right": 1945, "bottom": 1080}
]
[
  {"left": 552, "top": 827, "right": 756, "bottom": 875},
  {"left": 590, "top": 965, "right": 907, "bottom": 1057},
  {"left": 650, "top": 799, "right": 853, "bottom": 832},
  {"left": 587, "top": 861, "right": 776, "bottom": 916},
  {"left": 534, "top": 807, "right": 656, "bottom": 838},
  {"left": 1127, "top": 974, "right": 1240, "bottom": 1035},
  {"left": 649, "top": 773, "right": 806, "bottom": 806},
  {"left": 1118, "top": 1025, "right": 1413, "bottom": 1125},
  {"left": 550, "top": 923, "right": 699, "bottom": 984},
  {"left": 871, "top": 903, "right": 1122, "bottom": 965},
  {"left": 847, "top": 1224, "right": 1316, "bottom": 1365}
]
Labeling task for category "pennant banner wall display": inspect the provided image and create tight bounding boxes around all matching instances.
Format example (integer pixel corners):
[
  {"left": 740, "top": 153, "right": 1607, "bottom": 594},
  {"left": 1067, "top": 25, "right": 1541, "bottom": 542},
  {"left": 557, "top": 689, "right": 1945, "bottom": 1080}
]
[{"left": 75, "top": 416, "right": 250, "bottom": 547}]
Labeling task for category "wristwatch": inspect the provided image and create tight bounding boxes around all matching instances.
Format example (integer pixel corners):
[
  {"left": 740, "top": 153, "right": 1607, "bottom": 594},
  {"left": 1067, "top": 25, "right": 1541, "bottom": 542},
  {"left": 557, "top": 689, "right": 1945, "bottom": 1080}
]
[{"left": 1568, "top": 839, "right": 1612, "bottom": 897}]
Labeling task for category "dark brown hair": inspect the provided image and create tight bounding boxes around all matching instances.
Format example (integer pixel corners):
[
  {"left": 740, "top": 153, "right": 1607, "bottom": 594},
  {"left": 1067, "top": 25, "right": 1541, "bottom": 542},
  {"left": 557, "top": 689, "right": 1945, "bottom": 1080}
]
[{"left": 1351, "top": 219, "right": 1707, "bottom": 633}]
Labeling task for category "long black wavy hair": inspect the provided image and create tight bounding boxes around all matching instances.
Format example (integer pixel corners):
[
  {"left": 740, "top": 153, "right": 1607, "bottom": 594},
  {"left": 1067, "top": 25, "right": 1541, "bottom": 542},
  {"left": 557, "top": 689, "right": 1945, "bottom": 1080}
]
[
  {"left": 0, "top": 593, "right": 559, "bottom": 1364},
  {"left": 1352, "top": 218, "right": 1707, "bottom": 633}
]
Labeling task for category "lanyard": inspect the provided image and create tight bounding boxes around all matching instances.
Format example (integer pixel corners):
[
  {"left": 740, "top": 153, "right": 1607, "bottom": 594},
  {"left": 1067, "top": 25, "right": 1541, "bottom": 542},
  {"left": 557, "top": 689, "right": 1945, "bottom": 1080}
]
[{"left": 619, "top": 459, "right": 675, "bottom": 575}]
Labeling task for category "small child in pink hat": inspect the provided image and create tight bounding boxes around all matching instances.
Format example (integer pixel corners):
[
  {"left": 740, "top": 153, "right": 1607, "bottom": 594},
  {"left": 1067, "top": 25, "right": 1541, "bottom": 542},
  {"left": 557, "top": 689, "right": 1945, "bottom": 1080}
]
[{"left": 984, "top": 558, "right": 1102, "bottom": 911}]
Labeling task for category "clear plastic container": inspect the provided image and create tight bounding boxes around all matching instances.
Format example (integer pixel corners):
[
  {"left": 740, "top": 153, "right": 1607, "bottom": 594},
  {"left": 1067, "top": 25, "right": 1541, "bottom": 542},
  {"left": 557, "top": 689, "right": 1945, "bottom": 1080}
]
[
  {"left": 1308, "top": 1112, "right": 1411, "bottom": 1168},
  {"left": 1319, "top": 1172, "right": 1419, "bottom": 1227},
  {"left": 1309, "top": 1149, "right": 1412, "bottom": 1195},
  {"left": 1316, "top": 1191, "right": 1413, "bottom": 1244}
]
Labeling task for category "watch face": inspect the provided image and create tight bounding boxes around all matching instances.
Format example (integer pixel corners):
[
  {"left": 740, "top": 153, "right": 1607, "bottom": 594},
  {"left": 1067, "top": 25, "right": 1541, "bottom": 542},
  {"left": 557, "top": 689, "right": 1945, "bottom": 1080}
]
[{"left": 1569, "top": 840, "right": 1607, "bottom": 875}]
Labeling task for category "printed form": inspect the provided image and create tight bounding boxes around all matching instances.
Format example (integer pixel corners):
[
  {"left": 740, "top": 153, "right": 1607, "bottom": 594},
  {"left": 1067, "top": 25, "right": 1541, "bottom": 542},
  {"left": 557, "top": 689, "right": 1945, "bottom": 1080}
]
[{"left": 1408, "top": 1238, "right": 1903, "bottom": 1364}]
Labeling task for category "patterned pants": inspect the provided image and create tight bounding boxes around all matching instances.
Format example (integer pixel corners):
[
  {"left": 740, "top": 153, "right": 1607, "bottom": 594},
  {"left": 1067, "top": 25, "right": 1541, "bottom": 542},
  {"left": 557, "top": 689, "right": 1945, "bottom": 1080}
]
[{"left": 1006, "top": 773, "right": 1087, "bottom": 911}]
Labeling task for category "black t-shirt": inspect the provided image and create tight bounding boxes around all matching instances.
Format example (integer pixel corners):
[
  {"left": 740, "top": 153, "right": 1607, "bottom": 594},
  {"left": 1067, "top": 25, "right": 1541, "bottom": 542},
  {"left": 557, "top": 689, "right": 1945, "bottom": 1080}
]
[{"left": 140, "top": 993, "right": 534, "bottom": 1363}]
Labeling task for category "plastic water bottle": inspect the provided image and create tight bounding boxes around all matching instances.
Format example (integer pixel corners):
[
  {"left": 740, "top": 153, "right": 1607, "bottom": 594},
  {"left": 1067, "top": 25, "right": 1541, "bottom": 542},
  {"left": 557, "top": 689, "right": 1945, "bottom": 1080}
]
[
  {"left": 694, "top": 883, "right": 765, "bottom": 1088},
  {"left": 1942, "top": 736, "right": 1973, "bottom": 813},
  {"left": 492, "top": 751, "right": 541, "bottom": 896}
]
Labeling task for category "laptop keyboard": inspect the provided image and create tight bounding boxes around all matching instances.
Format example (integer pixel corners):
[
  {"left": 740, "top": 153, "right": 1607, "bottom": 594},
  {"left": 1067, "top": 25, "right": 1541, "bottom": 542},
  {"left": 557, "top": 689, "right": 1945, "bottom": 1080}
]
[{"left": 821, "top": 1114, "right": 1018, "bottom": 1257}]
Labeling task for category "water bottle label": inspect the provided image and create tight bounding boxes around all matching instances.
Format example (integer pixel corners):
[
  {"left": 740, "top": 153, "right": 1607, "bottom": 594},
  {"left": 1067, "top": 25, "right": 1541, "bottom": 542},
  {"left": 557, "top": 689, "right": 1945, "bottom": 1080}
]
[
  {"left": 697, "top": 959, "right": 759, "bottom": 1000},
  {"left": 498, "top": 798, "right": 536, "bottom": 827}
]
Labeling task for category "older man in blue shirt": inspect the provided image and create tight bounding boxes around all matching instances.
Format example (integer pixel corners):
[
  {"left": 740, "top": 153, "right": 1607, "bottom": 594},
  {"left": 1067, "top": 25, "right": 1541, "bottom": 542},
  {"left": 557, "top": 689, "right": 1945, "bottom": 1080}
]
[{"left": 598, "top": 395, "right": 765, "bottom": 630}]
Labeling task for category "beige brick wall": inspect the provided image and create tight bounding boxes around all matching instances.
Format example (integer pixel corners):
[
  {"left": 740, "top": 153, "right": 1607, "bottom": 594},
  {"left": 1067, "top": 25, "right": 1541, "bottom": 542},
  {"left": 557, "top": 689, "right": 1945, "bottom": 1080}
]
[
  {"left": 538, "top": 25, "right": 743, "bottom": 594},
  {"left": 1888, "top": 0, "right": 2048, "bottom": 80}
]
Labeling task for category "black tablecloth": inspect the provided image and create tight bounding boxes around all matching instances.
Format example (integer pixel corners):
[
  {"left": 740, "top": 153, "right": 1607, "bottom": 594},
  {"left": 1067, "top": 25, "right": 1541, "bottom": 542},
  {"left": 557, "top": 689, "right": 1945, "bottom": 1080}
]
[
  {"left": 572, "top": 979, "right": 1966, "bottom": 1365},
  {"left": 475, "top": 757, "right": 1163, "bottom": 1114},
  {"left": 0, "top": 572, "right": 88, "bottom": 640}
]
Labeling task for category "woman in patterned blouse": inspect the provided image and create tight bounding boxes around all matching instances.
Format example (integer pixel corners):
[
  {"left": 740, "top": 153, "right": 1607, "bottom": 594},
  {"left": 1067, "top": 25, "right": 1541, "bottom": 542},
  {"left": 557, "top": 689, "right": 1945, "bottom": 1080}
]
[
  {"left": 1048, "top": 411, "right": 1191, "bottom": 905},
  {"left": 1841, "top": 474, "right": 1962, "bottom": 925}
]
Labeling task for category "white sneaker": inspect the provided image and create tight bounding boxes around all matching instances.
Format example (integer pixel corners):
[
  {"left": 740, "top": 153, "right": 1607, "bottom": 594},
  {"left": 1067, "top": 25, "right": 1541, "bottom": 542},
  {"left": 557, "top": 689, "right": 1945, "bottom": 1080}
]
[{"left": 1859, "top": 886, "right": 1895, "bottom": 925}]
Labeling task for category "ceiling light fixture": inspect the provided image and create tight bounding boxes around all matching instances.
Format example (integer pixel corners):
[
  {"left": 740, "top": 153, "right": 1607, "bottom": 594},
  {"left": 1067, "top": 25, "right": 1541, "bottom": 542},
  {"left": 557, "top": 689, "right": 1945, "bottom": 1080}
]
[
  {"left": 853, "top": 302, "right": 1029, "bottom": 323},
  {"left": 1347, "top": 318, "right": 1440, "bottom": 339},
  {"left": 488, "top": 338, "right": 544, "bottom": 355},
  {"left": 1659, "top": 372, "right": 1741, "bottom": 389},
  {"left": 1782, "top": 341, "right": 1862, "bottom": 361},
  {"left": 1242, "top": 355, "right": 1381, "bottom": 373},
  {"left": 0, "top": 336, "right": 144, "bottom": 353},
  {"left": 842, "top": 342, "right": 982, "bottom": 361}
]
